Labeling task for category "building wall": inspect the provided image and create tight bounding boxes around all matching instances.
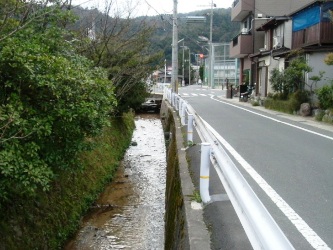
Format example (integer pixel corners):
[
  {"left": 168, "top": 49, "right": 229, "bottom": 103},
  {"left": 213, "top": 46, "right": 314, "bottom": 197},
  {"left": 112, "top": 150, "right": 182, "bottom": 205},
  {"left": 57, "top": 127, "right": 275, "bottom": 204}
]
[
  {"left": 307, "top": 52, "right": 333, "bottom": 89},
  {"left": 244, "top": 57, "right": 252, "bottom": 69},
  {"left": 258, "top": 55, "right": 279, "bottom": 96},
  {"left": 231, "top": 0, "right": 319, "bottom": 88},
  {"left": 278, "top": 58, "right": 286, "bottom": 71},
  {"left": 252, "top": 0, "right": 314, "bottom": 53},
  {"left": 284, "top": 20, "right": 293, "bottom": 49},
  {"left": 255, "top": 0, "right": 314, "bottom": 17}
]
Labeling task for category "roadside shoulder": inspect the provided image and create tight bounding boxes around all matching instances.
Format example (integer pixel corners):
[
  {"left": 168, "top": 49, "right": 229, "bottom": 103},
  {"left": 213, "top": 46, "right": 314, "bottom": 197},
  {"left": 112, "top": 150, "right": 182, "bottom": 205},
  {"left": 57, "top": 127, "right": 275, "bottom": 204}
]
[{"left": 216, "top": 95, "right": 333, "bottom": 134}]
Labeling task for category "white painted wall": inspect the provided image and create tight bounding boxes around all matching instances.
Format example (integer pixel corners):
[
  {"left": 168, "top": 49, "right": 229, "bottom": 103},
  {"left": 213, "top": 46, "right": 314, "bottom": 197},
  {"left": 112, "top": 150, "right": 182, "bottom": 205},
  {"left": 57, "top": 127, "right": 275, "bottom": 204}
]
[{"left": 306, "top": 52, "right": 333, "bottom": 90}]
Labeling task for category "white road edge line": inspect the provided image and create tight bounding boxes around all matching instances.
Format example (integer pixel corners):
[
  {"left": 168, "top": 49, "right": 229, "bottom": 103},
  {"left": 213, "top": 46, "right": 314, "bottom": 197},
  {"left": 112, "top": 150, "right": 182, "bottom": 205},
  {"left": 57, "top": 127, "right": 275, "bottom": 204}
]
[
  {"left": 207, "top": 96, "right": 331, "bottom": 250},
  {"left": 211, "top": 96, "right": 333, "bottom": 141}
]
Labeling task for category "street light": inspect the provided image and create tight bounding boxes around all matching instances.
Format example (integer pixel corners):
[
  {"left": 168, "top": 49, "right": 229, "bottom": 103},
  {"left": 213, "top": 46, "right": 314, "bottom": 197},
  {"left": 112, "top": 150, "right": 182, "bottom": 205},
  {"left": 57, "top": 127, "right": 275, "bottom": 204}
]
[
  {"left": 209, "top": 1, "right": 216, "bottom": 89},
  {"left": 181, "top": 44, "right": 191, "bottom": 86},
  {"left": 188, "top": 48, "right": 191, "bottom": 85},
  {"left": 185, "top": 47, "right": 191, "bottom": 85},
  {"left": 197, "top": 37, "right": 210, "bottom": 86}
]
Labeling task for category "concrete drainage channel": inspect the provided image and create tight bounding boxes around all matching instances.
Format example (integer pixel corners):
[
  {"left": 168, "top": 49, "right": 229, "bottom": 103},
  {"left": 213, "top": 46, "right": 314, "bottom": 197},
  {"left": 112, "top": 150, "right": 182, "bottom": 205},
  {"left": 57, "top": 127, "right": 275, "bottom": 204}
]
[
  {"left": 64, "top": 97, "right": 210, "bottom": 249},
  {"left": 65, "top": 114, "right": 166, "bottom": 249}
]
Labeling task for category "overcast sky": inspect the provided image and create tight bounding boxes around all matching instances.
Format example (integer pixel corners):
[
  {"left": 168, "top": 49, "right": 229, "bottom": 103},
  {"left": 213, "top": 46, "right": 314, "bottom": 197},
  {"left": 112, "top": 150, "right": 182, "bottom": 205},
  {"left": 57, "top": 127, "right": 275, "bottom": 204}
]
[{"left": 72, "top": 0, "right": 234, "bottom": 16}]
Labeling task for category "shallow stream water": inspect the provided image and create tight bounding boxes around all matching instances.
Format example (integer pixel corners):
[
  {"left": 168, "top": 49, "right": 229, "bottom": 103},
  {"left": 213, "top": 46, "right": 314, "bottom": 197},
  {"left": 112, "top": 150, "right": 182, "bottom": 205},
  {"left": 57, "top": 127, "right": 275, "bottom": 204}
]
[{"left": 64, "top": 114, "right": 166, "bottom": 249}]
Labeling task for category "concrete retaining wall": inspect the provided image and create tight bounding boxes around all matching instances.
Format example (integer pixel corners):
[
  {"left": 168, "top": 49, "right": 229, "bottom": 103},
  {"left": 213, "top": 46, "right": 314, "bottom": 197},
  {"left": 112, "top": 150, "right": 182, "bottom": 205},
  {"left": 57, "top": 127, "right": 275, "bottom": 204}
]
[{"left": 160, "top": 99, "right": 210, "bottom": 249}]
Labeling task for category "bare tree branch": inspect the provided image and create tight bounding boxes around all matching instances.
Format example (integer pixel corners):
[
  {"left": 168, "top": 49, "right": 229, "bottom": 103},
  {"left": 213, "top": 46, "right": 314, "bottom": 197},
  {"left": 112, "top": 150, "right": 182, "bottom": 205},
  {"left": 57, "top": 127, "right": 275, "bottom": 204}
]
[{"left": 0, "top": 0, "right": 71, "bottom": 42}]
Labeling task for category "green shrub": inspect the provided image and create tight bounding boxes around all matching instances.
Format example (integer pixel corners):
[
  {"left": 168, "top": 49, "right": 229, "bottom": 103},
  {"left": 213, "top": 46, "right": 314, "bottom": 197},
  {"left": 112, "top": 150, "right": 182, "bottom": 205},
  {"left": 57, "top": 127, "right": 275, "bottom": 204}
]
[
  {"left": 289, "top": 90, "right": 310, "bottom": 110},
  {"left": 265, "top": 90, "right": 310, "bottom": 114},
  {"left": 270, "top": 57, "right": 311, "bottom": 97},
  {"left": 0, "top": 113, "right": 135, "bottom": 249},
  {"left": 251, "top": 101, "right": 260, "bottom": 106},
  {"left": 0, "top": 18, "right": 116, "bottom": 202},
  {"left": 315, "top": 110, "right": 326, "bottom": 121},
  {"left": 264, "top": 98, "right": 295, "bottom": 114},
  {"left": 316, "top": 82, "right": 333, "bottom": 109},
  {"left": 322, "top": 114, "right": 333, "bottom": 123},
  {"left": 270, "top": 68, "right": 286, "bottom": 95}
]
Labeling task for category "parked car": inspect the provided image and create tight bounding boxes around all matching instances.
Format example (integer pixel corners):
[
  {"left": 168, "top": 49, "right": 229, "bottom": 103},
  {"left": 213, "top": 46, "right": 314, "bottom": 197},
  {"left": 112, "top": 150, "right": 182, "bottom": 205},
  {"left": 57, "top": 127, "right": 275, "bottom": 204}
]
[{"left": 139, "top": 98, "right": 161, "bottom": 113}]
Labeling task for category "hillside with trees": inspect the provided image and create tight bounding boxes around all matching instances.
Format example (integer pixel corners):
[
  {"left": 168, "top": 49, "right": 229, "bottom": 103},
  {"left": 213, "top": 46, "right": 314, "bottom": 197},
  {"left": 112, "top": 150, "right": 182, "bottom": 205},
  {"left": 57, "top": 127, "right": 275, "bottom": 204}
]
[
  {"left": 71, "top": 6, "right": 240, "bottom": 64},
  {"left": 141, "top": 8, "right": 240, "bottom": 62}
]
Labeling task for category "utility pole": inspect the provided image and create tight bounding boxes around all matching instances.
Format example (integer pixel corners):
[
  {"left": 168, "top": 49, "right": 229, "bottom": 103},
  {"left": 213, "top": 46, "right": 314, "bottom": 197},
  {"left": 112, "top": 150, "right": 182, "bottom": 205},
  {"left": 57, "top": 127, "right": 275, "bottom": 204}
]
[
  {"left": 188, "top": 48, "right": 191, "bottom": 85},
  {"left": 182, "top": 40, "right": 185, "bottom": 86},
  {"left": 171, "top": 0, "right": 178, "bottom": 93},
  {"left": 164, "top": 59, "right": 166, "bottom": 84},
  {"left": 196, "top": 2, "right": 215, "bottom": 88},
  {"left": 209, "top": 1, "right": 214, "bottom": 89}
]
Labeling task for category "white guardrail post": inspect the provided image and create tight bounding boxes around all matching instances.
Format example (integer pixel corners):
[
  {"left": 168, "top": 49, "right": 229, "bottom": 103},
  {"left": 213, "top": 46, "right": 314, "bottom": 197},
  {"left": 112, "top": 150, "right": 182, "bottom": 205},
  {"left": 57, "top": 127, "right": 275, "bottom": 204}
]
[
  {"left": 165, "top": 94, "right": 294, "bottom": 250},
  {"left": 165, "top": 87, "right": 169, "bottom": 101},
  {"left": 200, "top": 142, "right": 211, "bottom": 203},
  {"left": 181, "top": 102, "right": 186, "bottom": 126},
  {"left": 187, "top": 114, "right": 193, "bottom": 143},
  {"left": 175, "top": 95, "right": 179, "bottom": 111},
  {"left": 201, "top": 118, "right": 294, "bottom": 250},
  {"left": 178, "top": 99, "right": 183, "bottom": 117}
]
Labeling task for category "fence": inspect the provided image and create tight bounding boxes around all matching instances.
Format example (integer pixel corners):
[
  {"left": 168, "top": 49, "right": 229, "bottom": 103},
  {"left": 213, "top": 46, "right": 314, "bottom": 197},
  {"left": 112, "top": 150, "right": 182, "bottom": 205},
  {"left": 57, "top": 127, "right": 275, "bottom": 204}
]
[{"left": 164, "top": 88, "right": 295, "bottom": 250}]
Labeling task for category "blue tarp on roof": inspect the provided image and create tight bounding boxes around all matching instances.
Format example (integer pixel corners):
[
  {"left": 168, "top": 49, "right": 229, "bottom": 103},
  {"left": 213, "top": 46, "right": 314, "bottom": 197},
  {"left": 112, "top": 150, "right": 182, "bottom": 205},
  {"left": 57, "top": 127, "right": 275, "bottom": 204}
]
[
  {"left": 292, "top": 5, "right": 320, "bottom": 32},
  {"left": 292, "top": 2, "right": 333, "bottom": 31}
]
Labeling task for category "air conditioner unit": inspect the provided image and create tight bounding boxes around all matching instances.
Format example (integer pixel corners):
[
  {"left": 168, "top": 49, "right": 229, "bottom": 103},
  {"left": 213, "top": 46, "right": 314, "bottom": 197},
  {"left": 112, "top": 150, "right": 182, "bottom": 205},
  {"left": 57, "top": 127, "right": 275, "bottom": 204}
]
[
  {"left": 273, "top": 36, "right": 282, "bottom": 49},
  {"left": 241, "top": 28, "right": 248, "bottom": 34}
]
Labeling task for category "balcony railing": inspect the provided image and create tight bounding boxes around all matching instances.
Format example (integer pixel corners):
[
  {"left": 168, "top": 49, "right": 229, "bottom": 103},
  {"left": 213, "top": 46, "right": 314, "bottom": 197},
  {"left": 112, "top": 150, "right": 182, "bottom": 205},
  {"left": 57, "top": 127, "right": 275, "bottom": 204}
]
[
  {"left": 232, "top": 0, "right": 240, "bottom": 8},
  {"left": 230, "top": 33, "right": 253, "bottom": 58}
]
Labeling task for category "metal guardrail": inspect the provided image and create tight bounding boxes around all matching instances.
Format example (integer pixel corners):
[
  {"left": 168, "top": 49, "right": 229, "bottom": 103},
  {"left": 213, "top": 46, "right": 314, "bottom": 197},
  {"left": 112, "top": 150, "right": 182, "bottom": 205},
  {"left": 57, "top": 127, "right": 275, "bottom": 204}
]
[{"left": 164, "top": 88, "right": 295, "bottom": 250}]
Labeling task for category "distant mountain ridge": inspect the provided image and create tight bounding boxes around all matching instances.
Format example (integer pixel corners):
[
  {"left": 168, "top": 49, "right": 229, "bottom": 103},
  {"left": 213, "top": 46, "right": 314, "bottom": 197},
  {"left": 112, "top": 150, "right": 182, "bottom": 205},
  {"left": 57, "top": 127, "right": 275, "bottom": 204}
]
[
  {"left": 143, "top": 8, "right": 240, "bottom": 61},
  {"left": 71, "top": 6, "right": 240, "bottom": 63}
]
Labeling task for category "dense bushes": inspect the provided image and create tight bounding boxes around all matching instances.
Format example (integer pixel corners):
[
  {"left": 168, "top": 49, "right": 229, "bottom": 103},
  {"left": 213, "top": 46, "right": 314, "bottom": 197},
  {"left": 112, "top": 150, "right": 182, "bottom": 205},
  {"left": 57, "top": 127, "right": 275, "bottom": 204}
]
[
  {"left": 0, "top": 22, "right": 116, "bottom": 203},
  {"left": 314, "top": 82, "right": 333, "bottom": 123},
  {"left": 265, "top": 90, "right": 310, "bottom": 114},
  {"left": 316, "top": 82, "right": 333, "bottom": 109},
  {"left": 0, "top": 1, "right": 156, "bottom": 248},
  {"left": 270, "top": 57, "right": 311, "bottom": 97},
  {"left": 0, "top": 113, "right": 135, "bottom": 249}
]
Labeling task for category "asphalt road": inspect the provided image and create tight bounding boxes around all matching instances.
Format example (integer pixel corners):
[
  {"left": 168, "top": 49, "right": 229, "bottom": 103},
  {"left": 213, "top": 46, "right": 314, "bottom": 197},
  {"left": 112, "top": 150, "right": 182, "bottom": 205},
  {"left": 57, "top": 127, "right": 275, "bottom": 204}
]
[{"left": 178, "top": 84, "right": 333, "bottom": 250}]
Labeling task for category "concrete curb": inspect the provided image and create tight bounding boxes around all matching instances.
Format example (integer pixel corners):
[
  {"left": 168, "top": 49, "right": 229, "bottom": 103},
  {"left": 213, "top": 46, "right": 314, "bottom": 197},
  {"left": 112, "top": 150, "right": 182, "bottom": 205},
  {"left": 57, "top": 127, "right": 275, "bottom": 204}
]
[{"left": 169, "top": 105, "right": 211, "bottom": 249}]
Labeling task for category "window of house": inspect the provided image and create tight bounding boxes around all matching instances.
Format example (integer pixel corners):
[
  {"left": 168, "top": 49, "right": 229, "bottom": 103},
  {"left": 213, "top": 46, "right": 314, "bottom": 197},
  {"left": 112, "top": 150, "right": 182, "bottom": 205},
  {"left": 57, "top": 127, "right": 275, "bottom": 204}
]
[
  {"left": 263, "top": 31, "right": 270, "bottom": 49},
  {"left": 243, "top": 19, "right": 248, "bottom": 29},
  {"left": 243, "top": 16, "right": 252, "bottom": 30}
]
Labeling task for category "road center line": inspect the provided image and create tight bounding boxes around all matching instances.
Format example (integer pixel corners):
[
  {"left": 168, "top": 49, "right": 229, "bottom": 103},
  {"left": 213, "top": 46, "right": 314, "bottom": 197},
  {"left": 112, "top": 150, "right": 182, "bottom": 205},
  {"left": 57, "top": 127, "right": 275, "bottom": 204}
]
[
  {"left": 201, "top": 117, "right": 331, "bottom": 250},
  {"left": 211, "top": 96, "right": 333, "bottom": 141}
]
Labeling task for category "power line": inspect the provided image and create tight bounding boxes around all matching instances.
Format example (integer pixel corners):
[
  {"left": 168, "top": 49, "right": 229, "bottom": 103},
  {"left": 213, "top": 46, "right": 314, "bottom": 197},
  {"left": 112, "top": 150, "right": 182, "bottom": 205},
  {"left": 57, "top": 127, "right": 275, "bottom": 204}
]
[{"left": 144, "top": 0, "right": 173, "bottom": 16}]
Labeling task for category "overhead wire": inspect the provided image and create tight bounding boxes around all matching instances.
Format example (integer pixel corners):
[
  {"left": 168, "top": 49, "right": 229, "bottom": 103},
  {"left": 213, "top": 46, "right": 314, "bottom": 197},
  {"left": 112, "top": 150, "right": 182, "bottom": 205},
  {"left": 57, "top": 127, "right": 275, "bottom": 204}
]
[
  {"left": 141, "top": 1, "right": 214, "bottom": 56},
  {"left": 143, "top": 0, "right": 173, "bottom": 17}
]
